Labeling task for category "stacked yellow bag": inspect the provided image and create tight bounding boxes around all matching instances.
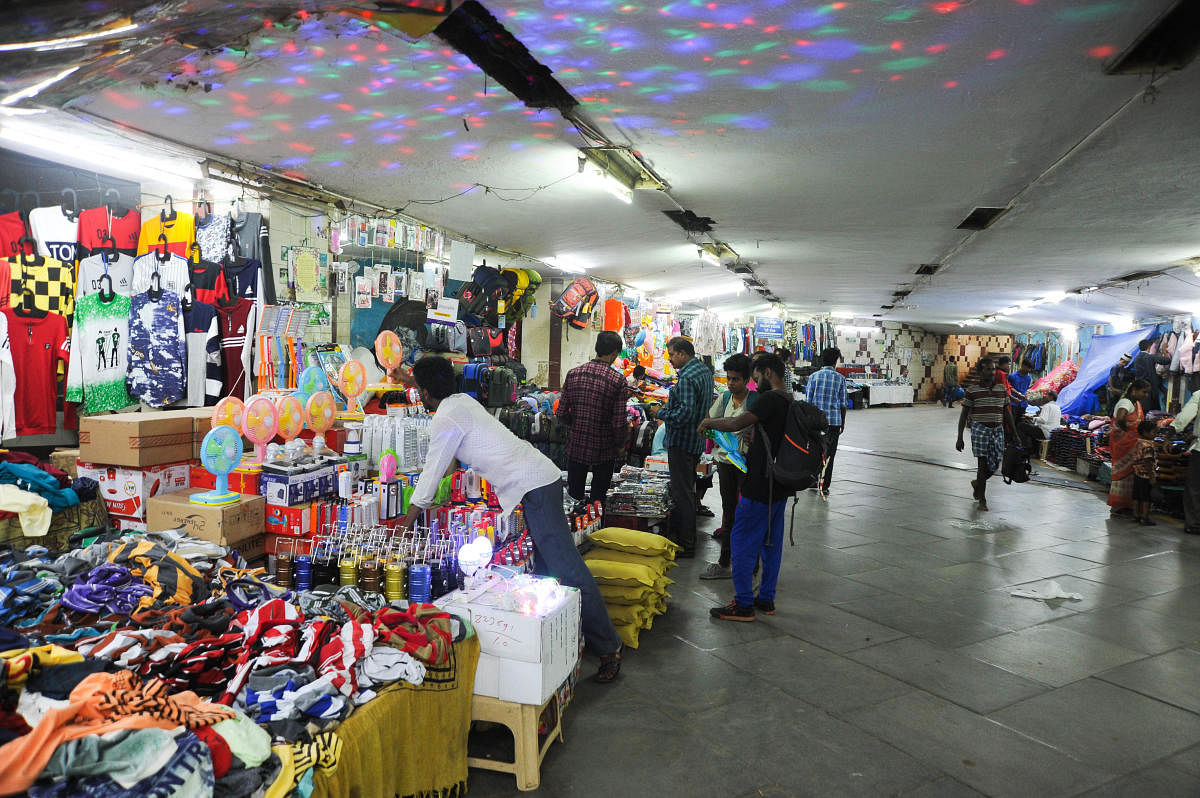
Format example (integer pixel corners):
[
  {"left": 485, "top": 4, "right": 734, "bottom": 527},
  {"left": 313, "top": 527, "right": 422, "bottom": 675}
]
[{"left": 583, "top": 528, "right": 678, "bottom": 648}]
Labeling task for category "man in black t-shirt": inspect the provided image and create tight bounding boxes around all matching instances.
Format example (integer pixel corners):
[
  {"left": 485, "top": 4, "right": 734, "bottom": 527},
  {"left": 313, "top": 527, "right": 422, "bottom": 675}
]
[{"left": 699, "top": 353, "right": 796, "bottom": 621}]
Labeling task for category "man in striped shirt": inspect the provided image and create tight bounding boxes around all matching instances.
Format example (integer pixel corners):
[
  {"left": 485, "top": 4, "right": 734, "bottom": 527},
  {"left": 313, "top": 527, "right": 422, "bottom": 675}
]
[{"left": 955, "top": 355, "right": 1015, "bottom": 511}]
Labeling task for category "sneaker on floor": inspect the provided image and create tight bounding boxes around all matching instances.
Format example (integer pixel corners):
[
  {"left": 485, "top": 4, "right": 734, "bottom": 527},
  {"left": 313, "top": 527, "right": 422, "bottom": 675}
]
[
  {"left": 709, "top": 600, "right": 755, "bottom": 622},
  {"left": 698, "top": 562, "right": 732, "bottom": 580},
  {"left": 696, "top": 506, "right": 715, "bottom": 518},
  {"left": 754, "top": 598, "right": 776, "bottom": 615}
]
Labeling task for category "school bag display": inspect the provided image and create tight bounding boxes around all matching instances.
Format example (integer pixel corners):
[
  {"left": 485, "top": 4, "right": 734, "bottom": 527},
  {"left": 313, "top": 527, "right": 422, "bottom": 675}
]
[{"left": 551, "top": 276, "right": 599, "bottom": 329}]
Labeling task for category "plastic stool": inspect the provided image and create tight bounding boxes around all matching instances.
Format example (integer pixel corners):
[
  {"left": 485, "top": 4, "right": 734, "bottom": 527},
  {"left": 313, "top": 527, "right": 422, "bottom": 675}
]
[{"left": 468, "top": 693, "right": 563, "bottom": 791}]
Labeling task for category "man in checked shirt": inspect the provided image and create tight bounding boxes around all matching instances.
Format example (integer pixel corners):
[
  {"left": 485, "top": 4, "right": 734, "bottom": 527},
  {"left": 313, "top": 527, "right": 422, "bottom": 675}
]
[{"left": 559, "top": 331, "right": 632, "bottom": 506}]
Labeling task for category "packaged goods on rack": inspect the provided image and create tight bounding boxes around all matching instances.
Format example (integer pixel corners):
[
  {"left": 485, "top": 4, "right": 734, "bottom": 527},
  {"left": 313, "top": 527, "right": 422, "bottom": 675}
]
[{"left": 604, "top": 466, "right": 673, "bottom": 518}]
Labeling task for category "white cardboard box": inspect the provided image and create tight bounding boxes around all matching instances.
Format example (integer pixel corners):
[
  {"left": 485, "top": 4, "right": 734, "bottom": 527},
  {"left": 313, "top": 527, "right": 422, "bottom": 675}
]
[
  {"left": 438, "top": 581, "right": 581, "bottom": 666},
  {"left": 76, "top": 460, "right": 191, "bottom": 520},
  {"left": 472, "top": 651, "right": 577, "bottom": 706}
]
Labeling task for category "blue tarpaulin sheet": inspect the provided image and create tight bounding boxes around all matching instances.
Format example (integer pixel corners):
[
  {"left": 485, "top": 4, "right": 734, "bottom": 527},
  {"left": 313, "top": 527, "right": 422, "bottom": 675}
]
[{"left": 1058, "top": 328, "right": 1155, "bottom": 417}]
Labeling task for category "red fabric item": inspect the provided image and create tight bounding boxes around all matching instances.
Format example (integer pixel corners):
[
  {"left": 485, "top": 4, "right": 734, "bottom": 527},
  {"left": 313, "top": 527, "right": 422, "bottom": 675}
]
[
  {"left": 2, "top": 308, "right": 69, "bottom": 434},
  {"left": 216, "top": 297, "right": 254, "bottom": 398},
  {"left": 193, "top": 724, "right": 233, "bottom": 778},
  {"left": 0, "top": 213, "right": 32, "bottom": 258},
  {"left": 77, "top": 206, "right": 140, "bottom": 255}
]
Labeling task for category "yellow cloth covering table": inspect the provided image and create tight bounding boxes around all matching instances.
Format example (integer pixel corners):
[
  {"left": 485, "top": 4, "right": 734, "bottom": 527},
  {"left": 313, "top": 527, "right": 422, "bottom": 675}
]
[{"left": 313, "top": 636, "right": 479, "bottom": 798}]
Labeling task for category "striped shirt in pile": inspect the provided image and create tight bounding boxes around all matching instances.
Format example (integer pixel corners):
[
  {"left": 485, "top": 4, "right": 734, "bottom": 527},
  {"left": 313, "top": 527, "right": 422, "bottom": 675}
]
[{"left": 962, "top": 383, "right": 1009, "bottom": 426}]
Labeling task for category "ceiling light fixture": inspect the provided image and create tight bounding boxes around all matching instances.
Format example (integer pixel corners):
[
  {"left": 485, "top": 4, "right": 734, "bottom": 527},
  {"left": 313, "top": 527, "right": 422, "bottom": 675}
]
[
  {"left": 1, "top": 65, "right": 81, "bottom": 106},
  {"left": 0, "top": 22, "right": 139, "bottom": 52},
  {"left": 578, "top": 145, "right": 669, "bottom": 193},
  {"left": 581, "top": 166, "right": 632, "bottom": 204},
  {"left": 540, "top": 255, "right": 587, "bottom": 274},
  {"left": 0, "top": 120, "right": 203, "bottom": 180},
  {"left": 698, "top": 241, "right": 736, "bottom": 267},
  {"left": 664, "top": 282, "right": 745, "bottom": 302}
]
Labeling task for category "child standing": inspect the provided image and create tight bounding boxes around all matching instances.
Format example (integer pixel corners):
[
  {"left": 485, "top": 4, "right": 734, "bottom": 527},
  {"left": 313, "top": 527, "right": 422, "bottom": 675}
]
[{"left": 1132, "top": 419, "right": 1159, "bottom": 526}]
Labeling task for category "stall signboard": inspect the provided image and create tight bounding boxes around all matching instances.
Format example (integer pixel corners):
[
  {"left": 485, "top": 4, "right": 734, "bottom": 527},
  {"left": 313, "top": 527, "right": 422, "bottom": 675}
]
[{"left": 755, "top": 316, "right": 785, "bottom": 339}]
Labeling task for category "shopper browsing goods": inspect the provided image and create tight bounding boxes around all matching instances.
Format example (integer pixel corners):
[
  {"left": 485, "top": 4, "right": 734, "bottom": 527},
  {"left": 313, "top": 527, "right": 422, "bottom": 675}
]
[
  {"left": 558, "top": 331, "right": 630, "bottom": 506},
  {"left": 398, "top": 356, "right": 624, "bottom": 683},
  {"left": 699, "top": 353, "right": 752, "bottom": 581}
]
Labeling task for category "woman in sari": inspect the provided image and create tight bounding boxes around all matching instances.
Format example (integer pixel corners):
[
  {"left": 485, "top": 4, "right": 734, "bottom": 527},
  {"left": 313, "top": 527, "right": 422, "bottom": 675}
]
[{"left": 1108, "top": 378, "right": 1151, "bottom": 517}]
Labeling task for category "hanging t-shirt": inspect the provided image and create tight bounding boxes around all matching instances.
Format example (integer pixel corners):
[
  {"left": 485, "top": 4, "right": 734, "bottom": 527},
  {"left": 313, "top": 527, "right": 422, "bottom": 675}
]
[
  {"left": 132, "top": 252, "right": 190, "bottom": 298},
  {"left": 0, "top": 313, "right": 16, "bottom": 441},
  {"left": 1, "top": 308, "right": 69, "bottom": 435},
  {"left": 183, "top": 301, "right": 222, "bottom": 407},
  {"left": 230, "top": 213, "right": 275, "bottom": 303},
  {"left": 76, "top": 252, "right": 135, "bottom": 298},
  {"left": 187, "top": 260, "right": 228, "bottom": 306},
  {"left": 216, "top": 297, "right": 257, "bottom": 400},
  {"left": 66, "top": 292, "right": 134, "bottom": 414},
  {"left": 127, "top": 290, "right": 187, "bottom": 408},
  {"left": 0, "top": 212, "right": 32, "bottom": 258},
  {"left": 602, "top": 299, "right": 630, "bottom": 332},
  {"left": 28, "top": 206, "right": 80, "bottom": 264},
  {"left": 8, "top": 255, "right": 75, "bottom": 324},
  {"left": 137, "top": 211, "right": 195, "bottom": 258},
  {"left": 194, "top": 213, "right": 231, "bottom": 263},
  {"left": 76, "top": 206, "right": 140, "bottom": 256}
]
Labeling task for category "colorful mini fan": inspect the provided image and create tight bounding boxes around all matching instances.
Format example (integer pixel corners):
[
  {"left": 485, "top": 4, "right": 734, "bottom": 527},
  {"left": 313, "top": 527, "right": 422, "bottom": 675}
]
[
  {"left": 274, "top": 394, "right": 306, "bottom": 461},
  {"left": 306, "top": 391, "right": 336, "bottom": 455},
  {"left": 212, "top": 396, "right": 245, "bottom": 430},
  {"left": 190, "top": 426, "right": 244, "bottom": 506},
  {"left": 242, "top": 395, "right": 280, "bottom": 466},
  {"left": 367, "top": 330, "right": 406, "bottom": 392},
  {"left": 295, "top": 365, "right": 330, "bottom": 399},
  {"left": 337, "top": 359, "right": 367, "bottom": 419}
]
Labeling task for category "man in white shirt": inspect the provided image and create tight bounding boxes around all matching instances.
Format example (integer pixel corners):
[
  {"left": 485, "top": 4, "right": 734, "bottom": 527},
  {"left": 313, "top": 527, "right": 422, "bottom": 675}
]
[
  {"left": 1032, "top": 390, "right": 1062, "bottom": 437},
  {"left": 1170, "top": 389, "right": 1200, "bottom": 535},
  {"left": 399, "top": 356, "right": 624, "bottom": 682}
]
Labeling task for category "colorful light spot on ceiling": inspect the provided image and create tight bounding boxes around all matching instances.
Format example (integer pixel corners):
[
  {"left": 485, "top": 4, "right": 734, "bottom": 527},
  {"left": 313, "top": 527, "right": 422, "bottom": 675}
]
[{"left": 1088, "top": 45, "right": 1116, "bottom": 59}]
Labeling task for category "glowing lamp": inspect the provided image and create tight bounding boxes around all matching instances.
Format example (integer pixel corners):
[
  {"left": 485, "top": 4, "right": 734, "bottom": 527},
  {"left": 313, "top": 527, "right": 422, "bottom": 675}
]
[{"left": 457, "top": 536, "right": 494, "bottom": 583}]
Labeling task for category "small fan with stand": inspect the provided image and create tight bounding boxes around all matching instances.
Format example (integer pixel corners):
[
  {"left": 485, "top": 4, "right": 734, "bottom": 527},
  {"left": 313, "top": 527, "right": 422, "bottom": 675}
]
[
  {"left": 366, "top": 330, "right": 405, "bottom": 392},
  {"left": 272, "top": 394, "right": 307, "bottom": 463},
  {"left": 336, "top": 360, "right": 367, "bottom": 420},
  {"left": 241, "top": 395, "right": 280, "bottom": 467},
  {"left": 191, "top": 426, "right": 245, "bottom": 506},
  {"left": 306, "top": 391, "right": 337, "bottom": 457}
]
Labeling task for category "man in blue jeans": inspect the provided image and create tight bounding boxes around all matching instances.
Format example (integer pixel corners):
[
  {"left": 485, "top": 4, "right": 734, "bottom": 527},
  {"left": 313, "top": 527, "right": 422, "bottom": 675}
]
[
  {"left": 699, "top": 353, "right": 795, "bottom": 621},
  {"left": 399, "top": 356, "right": 623, "bottom": 682}
]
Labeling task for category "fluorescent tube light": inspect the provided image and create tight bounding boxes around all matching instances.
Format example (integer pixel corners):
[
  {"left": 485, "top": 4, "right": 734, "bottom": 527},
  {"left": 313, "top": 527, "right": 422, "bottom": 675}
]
[{"left": 0, "top": 22, "right": 138, "bottom": 52}]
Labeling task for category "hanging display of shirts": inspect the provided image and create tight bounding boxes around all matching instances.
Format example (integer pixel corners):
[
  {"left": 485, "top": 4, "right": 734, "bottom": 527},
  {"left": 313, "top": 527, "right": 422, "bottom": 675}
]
[
  {"left": 216, "top": 296, "right": 257, "bottom": 399},
  {"left": 0, "top": 212, "right": 32, "bottom": 258},
  {"left": 183, "top": 300, "right": 222, "bottom": 407},
  {"left": 127, "top": 289, "right": 187, "bottom": 407},
  {"left": 132, "top": 251, "right": 190, "bottom": 298},
  {"left": 194, "top": 212, "right": 231, "bottom": 262},
  {"left": 28, "top": 206, "right": 79, "bottom": 264},
  {"left": 7, "top": 254, "right": 75, "bottom": 324},
  {"left": 230, "top": 213, "right": 275, "bottom": 303},
  {"left": 0, "top": 307, "right": 69, "bottom": 435},
  {"left": 0, "top": 312, "right": 16, "bottom": 441},
  {"left": 76, "top": 251, "right": 134, "bottom": 298},
  {"left": 76, "top": 205, "right": 140, "bottom": 255},
  {"left": 137, "top": 210, "right": 195, "bottom": 258},
  {"left": 66, "top": 292, "right": 134, "bottom": 414},
  {"left": 187, "top": 259, "right": 228, "bottom": 305}
]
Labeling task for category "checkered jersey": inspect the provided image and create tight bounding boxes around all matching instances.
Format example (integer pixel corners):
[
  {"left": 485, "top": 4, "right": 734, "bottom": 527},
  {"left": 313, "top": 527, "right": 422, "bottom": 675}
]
[{"left": 6, "top": 256, "right": 75, "bottom": 325}]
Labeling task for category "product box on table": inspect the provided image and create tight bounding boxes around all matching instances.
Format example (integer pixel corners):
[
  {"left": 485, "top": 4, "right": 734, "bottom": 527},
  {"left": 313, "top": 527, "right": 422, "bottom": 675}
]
[
  {"left": 259, "top": 467, "right": 314, "bottom": 506},
  {"left": 76, "top": 460, "right": 192, "bottom": 520},
  {"left": 265, "top": 502, "right": 311, "bottom": 538},
  {"left": 110, "top": 516, "right": 148, "bottom": 533},
  {"left": 190, "top": 466, "right": 262, "bottom": 496},
  {"left": 437, "top": 581, "right": 580, "bottom": 666},
  {"left": 146, "top": 492, "right": 265, "bottom": 547},
  {"left": 472, "top": 650, "right": 576, "bottom": 706},
  {"left": 79, "top": 412, "right": 194, "bottom": 467},
  {"left": 232, "top": 533, "right": 266, "bottom": 563},
  {"left": 644, "top": 456, "right": 669, "bottom": 473},
  {"left": 49, "top": 448, "right": 79, "bottom": 479}
]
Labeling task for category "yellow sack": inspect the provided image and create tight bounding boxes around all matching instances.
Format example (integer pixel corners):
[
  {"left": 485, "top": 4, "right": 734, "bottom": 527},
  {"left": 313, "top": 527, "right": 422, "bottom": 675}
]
[
  {"left": 585, "top": 559, "right": 659, "bottom": 588},
  {"left": 614, "top": 623, "right": 641, "bottom": 649},
  {"left": 589, "top": 528, "right": 679, "bottom": 560},
  {"left": 584, "top": 548, "right": 676, "bottom": 573},
  {"left": 598, "top": 584, "right": 656, "bottom": 606},
  {"left": 605, "top": 603, "right": 647, "bottom": 627}
]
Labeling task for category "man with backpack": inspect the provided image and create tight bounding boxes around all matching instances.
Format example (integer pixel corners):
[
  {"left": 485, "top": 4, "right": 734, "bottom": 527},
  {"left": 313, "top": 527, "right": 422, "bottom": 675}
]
[
  {"left": 558, "top": 331, "right": 631, "bottom": 506},
  {"left": 700, "top": 354, "right": 826, "bottom": 621},
  {"left": 655, "top": 337, "right": 715, "bottom": 558}
]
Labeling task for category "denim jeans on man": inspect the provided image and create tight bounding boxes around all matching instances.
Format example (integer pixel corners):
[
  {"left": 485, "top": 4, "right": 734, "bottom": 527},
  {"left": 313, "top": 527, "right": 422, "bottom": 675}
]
[
  {"left": 730, "top": 495, "right": 788, "bottom": 607},
  {"left": 522, "top": 479, "right": 621, "bottom": 655}
]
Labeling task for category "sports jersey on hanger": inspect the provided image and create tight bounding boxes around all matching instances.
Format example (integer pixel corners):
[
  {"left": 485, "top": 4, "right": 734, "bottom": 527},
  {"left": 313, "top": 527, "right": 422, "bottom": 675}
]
[
  {"left": 8, "top": 255, "right": 75, "bottom": 324},
  {"left": 0, "top": 313, "right": 16, "bottom": 441},
  {"left": 132, "top": 251, "right": 190, "bottom": 298},
  {"left": 187, "top": 259, "right": 228, "bottom": 305},
  {"left": 76, "top": 252, "right": 134, "bottom": 298},
  {"left": 0, "top": 212, "right": 32, "bottom": 258},
  {"left": 76, "top": 206, "right": 140, "bottom": 255},
  {"left": 183, "top": 300, "right": 222, "bottom": 407},
  {"left": 221, "top": 257, "right": 265, "bottom": 323},
  {"left": 230, "top": 212, "right": 274, "bottom": 303},
  {"left": 137, "top": 211, "right": 195, "bottom": 258},
  {"left": 194, "top": 213, "right": 231, "bottom": 263},
  {"left": 1, "top": 307, "right": 69, "bottom": 435},
  {"left": 216, "top": 296, "right": 257, "bottom": 400},
  {"left": 127, "top": 289, "right": 186, "bottom": 408},
  {"left": 28, "top": 206, "right": 80, "bottom": 264},
  {"left": 66, "top": 292, "right": 134, "bottom": 414}
]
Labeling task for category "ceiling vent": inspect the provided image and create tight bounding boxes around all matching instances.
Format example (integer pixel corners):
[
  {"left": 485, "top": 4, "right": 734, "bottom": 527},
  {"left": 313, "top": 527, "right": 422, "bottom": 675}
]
[
  {"left": 914, "top": 263, "right": 940, "bottom": 276},
  {"left": 434, "top": 1, "right": 577, "bottom": 110},
  {"left": 956, "top": 207, "right": 1008, "bottom": 230},
  {"left": 1116, "top": 269, "right": 1162, "bottom": 282},
  {"left": 880, "top": 304, "right": 895, "bottom": 310},
  {"left": 729, "top": 263, "right": 754, "bottom": 274},
  {"left": 892, "top": 289, "right": 911, "bottom": 298},
  {"left": 1104, "top": 1, "right": 1200, "bottom": 75},
  {"left": 662, "top": 209, "right": 715, "bottom": 233}
]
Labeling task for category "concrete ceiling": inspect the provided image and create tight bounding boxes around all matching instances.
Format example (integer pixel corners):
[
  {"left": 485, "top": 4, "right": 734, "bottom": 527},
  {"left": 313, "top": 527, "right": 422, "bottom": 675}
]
[{"left": 2, "top": 0, "right": 1198, "bottom": 331}]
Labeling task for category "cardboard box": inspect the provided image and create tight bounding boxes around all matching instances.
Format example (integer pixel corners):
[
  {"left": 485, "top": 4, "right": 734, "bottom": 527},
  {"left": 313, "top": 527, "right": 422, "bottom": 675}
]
[
  {"left": 265, "top": 502, "right": 311, "bottom": 538},
  {"left": 76, "top": 461, "right": 192, "bottom": 520},
  {"left": 110, "top": 516, "right": 148, "bottom": 533},
  {"left": 146, "top": 492, "right": 265, "bottom": 546},
  {"left": 472, "top": 651, "right": 578, "bottom": 706},
  {"left": 438, "top": 582, "right": 580, "bottom": 666},
  {"left": 79, "top": 413, "right": 194, "bottom": 467},
  {"left": 231, "top": 533, "right": 266, "bottom": 562},
  {"left": 189, "top": 466, "right": 260, "bottom": 496},
  {"left": 260, "top": 469, "right": 313, "bottom": 506},
  {"left": 50, "top": 448, "right": 80, "bottom": 479}
]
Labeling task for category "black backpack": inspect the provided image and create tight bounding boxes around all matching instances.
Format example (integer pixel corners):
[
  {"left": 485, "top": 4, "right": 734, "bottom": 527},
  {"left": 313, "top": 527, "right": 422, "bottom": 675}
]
[
  {"left": 485, "top": 367, "right": 516, "bottom": 408},
  {"left": 756, "top": 394, "right": 828, "bottom": 525},
  {"left": 1002, "top": 443, "right": 1031, "bottom": 485}
]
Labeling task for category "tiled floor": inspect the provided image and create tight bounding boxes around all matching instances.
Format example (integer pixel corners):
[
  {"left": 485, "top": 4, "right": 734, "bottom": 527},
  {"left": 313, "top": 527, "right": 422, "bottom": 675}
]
[{"left": 468, "top": 405, "right": 1200, "bottom": 797}]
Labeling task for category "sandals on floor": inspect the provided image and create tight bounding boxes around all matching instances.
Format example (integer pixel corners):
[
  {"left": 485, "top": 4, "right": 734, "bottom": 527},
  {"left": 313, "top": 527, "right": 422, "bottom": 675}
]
[{"left": 593, "top": 647, "right": 622, "bottom": 684}]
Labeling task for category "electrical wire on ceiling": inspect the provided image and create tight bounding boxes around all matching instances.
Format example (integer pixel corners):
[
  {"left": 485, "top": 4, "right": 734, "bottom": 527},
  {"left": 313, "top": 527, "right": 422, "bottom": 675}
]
[{"left": 399, "top": 171, "right": 579, "bottom": 210}]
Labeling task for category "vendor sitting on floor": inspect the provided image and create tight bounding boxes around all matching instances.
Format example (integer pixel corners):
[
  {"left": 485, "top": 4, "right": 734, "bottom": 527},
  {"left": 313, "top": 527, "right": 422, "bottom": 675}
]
[{"left": 397, "top": 355, "right": 624, "bottom": 684}]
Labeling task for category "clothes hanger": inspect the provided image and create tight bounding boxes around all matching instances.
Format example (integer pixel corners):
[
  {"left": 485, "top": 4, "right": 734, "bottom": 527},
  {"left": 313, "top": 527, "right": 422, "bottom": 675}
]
[
  {"left": 103, "top": 188, "right": 130, "bottom": 217},
  {"left": 0, "top": 189, "right": 17, "bottom": 214},
  {"left": 100, "top": 235, "right": 119, "bottom": 267},
  {"left": 160, "top": 194, "right": 176, "bottom": 223},
  {"left": 188, "top": 242, "right": 202, "bottom": 267},
  {"left": 156, "top": 232, "right": 171, "bottom": 263},
  {"left": 60, "top": 188, "right": 79, "bottom": 222},
  {"left": 17, "top": 237, "right": 42, "bottom": 268}
]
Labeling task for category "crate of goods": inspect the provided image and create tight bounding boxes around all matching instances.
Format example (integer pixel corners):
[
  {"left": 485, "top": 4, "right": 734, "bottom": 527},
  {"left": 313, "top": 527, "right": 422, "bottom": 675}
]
[
  {"left": 79, "top": 412, "right": 194, "bottom": 467},
  {"left": 75, "top": 461, "right": 191, "bottom": 522}
]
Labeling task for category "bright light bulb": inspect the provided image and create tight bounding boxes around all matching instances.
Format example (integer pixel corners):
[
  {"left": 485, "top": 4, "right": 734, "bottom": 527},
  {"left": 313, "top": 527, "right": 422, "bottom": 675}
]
[{"left": 582, "top": 167, "right": 633, "bottom": 204}]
